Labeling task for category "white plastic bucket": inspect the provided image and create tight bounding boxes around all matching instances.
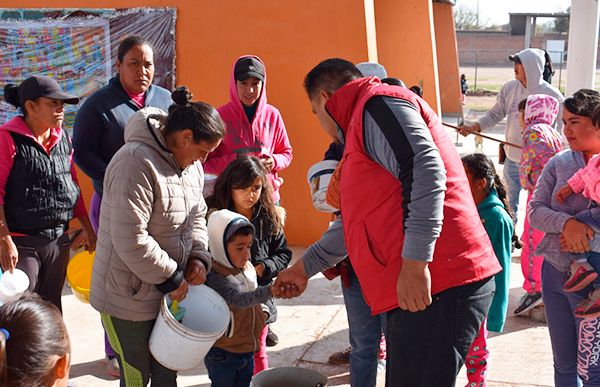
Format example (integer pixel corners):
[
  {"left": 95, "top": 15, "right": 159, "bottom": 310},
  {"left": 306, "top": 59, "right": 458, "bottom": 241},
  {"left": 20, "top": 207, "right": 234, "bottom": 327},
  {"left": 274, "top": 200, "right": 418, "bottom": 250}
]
[
  {"left": 149, "top": 284, "right": 230, "bottom": 371},
  {"left": 306, "top": 160, "right": 339, "bottom": 213},
  {"left": 252, "top": 367, "right": 328, "bottom": 387},
  {"left": 203, "top": 173, "right": 218, "bottom": 197},
  {"left": 0, "top": 269, "right": 29, "bottom": 304}
]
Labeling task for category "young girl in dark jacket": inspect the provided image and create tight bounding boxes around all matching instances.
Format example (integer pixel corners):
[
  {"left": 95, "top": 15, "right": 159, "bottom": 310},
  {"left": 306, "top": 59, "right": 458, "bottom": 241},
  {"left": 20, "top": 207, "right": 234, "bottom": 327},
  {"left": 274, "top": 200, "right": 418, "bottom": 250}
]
[{"left": 206, "top": 155, "right": 291, "bottom": 374}]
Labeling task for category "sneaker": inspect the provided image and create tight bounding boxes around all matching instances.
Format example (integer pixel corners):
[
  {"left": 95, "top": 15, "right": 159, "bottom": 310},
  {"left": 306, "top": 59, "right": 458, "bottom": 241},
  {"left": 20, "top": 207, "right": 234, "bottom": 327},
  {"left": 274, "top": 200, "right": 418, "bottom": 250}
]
[
  {"left": 266, "top": 326, "right": 279, "bottom": 347},
  {"left": 575, "top": 291, "right": 600, "bottom": 319},
  {"left": 328, "top": 346, "right": 351, "bottom": 365},
  {"left": 106, "top": 357, "right": 120, "bottom": 378},
  {"left": 564, "top": 261, "right": 597, "bottom": 292},
  {"left": 514, "top": 292, "right": 543, "bottom": 315}
]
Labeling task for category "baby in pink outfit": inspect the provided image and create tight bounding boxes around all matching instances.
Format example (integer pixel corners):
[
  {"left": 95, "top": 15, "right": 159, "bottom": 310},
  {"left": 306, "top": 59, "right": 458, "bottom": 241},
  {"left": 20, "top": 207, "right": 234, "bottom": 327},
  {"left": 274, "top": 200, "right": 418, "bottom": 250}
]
[{"left": 556, "top": 153, "right": 600, "bottom": 318}]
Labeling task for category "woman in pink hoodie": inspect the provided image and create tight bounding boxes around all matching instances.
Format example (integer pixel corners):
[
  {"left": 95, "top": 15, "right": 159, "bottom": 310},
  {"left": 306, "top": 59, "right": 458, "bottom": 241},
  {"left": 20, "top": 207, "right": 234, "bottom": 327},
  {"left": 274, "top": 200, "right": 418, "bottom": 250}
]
[
  {"left": 203, "top": 55, "right": 293, "bottom": 203},
  {"left": 516, "top": 94, "right": 562, "bottom": 316}
]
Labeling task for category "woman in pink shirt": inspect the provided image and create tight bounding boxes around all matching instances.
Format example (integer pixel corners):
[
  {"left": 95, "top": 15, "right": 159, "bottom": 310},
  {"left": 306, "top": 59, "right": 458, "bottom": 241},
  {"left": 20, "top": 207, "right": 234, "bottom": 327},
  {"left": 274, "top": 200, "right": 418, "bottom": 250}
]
[{"left": 0, "top": 75, "right": 95, "bottom": 312}]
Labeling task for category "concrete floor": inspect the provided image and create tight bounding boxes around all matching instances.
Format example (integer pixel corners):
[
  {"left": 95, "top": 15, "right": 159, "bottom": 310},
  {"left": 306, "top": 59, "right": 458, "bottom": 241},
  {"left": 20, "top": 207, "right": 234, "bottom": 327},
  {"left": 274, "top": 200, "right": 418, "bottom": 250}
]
[{"left": 64, "top": 112, "right": 554, "bottom": 386}]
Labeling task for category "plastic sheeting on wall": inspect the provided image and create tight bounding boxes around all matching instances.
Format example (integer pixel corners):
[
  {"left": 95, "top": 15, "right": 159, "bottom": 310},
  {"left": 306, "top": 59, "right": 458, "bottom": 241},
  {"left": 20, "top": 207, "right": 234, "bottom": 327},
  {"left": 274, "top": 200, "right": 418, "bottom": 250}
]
[{"left": 0, "top": 7, "right": 176, "bottom": 133}]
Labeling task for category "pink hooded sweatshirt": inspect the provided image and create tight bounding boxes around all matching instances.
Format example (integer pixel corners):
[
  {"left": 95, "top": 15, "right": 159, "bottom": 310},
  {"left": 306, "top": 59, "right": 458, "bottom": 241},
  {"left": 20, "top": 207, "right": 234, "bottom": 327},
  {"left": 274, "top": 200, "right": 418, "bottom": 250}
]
[
  {"left": 519, "top": 94, "right": 562, "bottom": 192},
  {"left": 203, "top": 55, "right": 293, "bottom": 202}
]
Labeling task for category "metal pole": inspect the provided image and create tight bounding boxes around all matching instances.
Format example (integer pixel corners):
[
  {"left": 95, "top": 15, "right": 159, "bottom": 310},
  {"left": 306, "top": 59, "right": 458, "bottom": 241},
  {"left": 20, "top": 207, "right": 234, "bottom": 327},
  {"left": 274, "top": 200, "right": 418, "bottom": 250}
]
[
  {"left": 474, "top": 51, "right": 478, "bottom": 91},
  {"left": 558, "top": 51, "right": 564, "bottom": 92}
]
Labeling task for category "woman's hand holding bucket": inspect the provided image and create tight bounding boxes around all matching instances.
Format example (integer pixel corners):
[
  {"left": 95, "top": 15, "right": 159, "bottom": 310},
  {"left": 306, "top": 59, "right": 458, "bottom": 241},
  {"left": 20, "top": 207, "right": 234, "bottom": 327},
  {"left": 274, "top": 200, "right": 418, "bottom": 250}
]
[
  {"left": 169, "top": 279, "right": 189, "bottom": 302},
  {"left": 185, "top": 258, "right": 207, "bottom": 285},
  {"left": 0, "top": 235, "right": 18, "bottom": 273}
]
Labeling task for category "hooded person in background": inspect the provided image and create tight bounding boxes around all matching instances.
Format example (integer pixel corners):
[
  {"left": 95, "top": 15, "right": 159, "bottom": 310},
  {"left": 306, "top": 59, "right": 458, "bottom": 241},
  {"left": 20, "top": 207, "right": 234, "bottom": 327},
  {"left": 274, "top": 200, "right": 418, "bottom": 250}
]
[
  {"left": 203, "top": 55, "right": 293, "bottom": 203},
  {"left": 459, "top": 48, "right": 564, "bottom": 227}
]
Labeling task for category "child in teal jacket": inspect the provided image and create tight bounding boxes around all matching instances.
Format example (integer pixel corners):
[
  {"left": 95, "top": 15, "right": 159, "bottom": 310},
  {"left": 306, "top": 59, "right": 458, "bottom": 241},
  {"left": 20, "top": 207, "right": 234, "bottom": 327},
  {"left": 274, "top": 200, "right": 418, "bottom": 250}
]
[{"left": 462, "top": 153, "right": 514, "bottom": 387}]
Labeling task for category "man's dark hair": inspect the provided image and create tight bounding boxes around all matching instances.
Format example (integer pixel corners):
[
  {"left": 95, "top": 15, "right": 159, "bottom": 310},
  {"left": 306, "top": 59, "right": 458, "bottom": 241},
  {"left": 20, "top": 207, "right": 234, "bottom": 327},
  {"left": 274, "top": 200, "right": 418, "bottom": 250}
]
[{"left": 303, "top": 58, "right": 362, "bottom": 98}]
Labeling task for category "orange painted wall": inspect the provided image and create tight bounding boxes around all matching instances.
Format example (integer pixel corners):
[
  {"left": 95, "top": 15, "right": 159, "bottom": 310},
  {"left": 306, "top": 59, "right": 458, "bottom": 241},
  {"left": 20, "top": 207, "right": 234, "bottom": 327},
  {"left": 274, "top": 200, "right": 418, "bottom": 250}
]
[
  {"left": 1, "top": 0, "right": 375, "bottom": 245},
  {"left": 374, "top": 0, "right": 441, "bottom": 114},
  {"left": 433, "top": 2, "right": 462, "bottom": 115}
]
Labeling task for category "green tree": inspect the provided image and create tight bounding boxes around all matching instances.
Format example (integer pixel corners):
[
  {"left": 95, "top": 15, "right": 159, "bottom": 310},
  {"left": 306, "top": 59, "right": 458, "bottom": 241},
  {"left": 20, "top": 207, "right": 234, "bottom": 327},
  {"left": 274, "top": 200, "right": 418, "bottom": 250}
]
[{"left": 554, "top": 7, "right": 570, "bottom": 33}]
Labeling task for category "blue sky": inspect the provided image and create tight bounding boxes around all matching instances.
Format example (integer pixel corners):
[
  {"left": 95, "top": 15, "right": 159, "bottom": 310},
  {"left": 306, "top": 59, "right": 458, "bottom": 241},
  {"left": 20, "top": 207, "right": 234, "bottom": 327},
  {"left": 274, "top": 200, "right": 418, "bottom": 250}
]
[{"left": 457, "top": 0, "right": 571, "bottom": 26}]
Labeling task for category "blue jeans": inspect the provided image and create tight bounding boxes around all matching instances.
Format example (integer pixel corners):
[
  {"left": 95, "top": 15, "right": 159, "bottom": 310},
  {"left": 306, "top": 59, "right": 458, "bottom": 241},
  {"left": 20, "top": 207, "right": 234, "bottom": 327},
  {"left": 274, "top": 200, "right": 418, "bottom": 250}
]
[
  {"left": 542, "top": 261, "right": 600, "bottom": 386},
  {"left": 204, "top": 347, "right": 254, "bottom": 387},
  {"left": 503, "top": 158, "right": 522, "bottom": 222},
  {"left": 342, "top": 266, "right": 385, "bottom": 387},
  {"left": 385, "top": 277, "right": 494, "bottom": 387}
]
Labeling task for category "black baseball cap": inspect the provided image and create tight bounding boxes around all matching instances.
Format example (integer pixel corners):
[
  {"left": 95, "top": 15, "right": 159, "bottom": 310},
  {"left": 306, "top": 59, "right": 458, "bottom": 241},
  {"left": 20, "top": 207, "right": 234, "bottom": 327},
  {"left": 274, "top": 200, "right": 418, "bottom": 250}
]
[
  {"left": 234, "top": 57, "right": 265, "bottom": 82},
  {"left": 19, "top": 75, "right": 79, "bottom": 106},
  {"left": 508, "top": 54, "right": 522, "bottom": 64}
]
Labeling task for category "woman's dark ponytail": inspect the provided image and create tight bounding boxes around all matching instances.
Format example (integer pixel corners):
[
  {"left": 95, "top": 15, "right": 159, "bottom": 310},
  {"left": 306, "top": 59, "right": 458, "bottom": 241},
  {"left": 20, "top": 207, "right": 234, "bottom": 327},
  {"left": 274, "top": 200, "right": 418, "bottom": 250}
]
[
  {"left": 3, "top": 84, "right": 20, "bottom": 109},
  {"left": 163, "top": 86, "right": 225, "bottom": 144},
  {"left": 491, "top": 172, "right": 516, "bottom": 223},
  {"left": 169, "top": 86, "right": 192, "bottom": 112},
  {"left": 462, "top": 153, "right": 518, "bottom": 245}
]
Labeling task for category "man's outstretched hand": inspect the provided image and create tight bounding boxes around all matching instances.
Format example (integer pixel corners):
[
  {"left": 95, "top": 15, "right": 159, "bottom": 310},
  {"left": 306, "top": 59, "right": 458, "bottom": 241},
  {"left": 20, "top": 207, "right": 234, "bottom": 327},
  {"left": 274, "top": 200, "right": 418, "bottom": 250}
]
[{"left": 272, "top": 260, "right": 308, "bottom": 299}]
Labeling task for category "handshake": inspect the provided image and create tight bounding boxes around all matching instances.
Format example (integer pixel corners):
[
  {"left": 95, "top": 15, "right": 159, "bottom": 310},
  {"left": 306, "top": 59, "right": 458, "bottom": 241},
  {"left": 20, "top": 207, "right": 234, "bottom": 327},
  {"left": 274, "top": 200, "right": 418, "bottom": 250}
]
[{"left": 271, "top": 261, "right": 309, "bottom": 299}]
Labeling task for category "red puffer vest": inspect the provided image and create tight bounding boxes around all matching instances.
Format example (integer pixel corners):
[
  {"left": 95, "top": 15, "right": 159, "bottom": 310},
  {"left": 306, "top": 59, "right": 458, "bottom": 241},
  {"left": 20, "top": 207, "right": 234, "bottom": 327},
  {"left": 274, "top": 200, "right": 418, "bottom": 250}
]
[{"left": 326, "top": 77, "right": 501, "bottom": 315}]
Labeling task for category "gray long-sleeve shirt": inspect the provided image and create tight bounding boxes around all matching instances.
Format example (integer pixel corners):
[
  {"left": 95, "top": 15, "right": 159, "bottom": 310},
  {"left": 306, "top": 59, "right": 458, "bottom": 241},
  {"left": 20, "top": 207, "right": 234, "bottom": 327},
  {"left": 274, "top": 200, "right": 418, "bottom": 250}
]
[
  {"left": 205, "top": 272, "right": 272, "bottom": 309},
  {"left": 302, "top": 96, "right": 446, "bottom": 277}
]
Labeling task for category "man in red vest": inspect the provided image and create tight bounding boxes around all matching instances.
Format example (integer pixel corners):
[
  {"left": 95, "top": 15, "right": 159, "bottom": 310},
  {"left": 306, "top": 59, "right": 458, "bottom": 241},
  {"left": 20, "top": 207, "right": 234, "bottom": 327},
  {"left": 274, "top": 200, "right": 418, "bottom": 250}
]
[{"left": 274, "top": 58, "right": 501, "bottom": 387}]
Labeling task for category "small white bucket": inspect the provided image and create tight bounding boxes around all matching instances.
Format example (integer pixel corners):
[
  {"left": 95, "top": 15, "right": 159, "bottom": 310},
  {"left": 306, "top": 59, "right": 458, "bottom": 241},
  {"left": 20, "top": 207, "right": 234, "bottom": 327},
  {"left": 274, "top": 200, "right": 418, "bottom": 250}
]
[
  {"left": 306, "top": 160, "right": 339, "bottom": 213},
  {"left": 252, "top": 367, "right": 328, "bottom": 387},
  {"left": 149, "top": 284, "right": 230, "bottom": 371},
  {"left": 0, "top": 269, "right": 29, "bottom": 304}
]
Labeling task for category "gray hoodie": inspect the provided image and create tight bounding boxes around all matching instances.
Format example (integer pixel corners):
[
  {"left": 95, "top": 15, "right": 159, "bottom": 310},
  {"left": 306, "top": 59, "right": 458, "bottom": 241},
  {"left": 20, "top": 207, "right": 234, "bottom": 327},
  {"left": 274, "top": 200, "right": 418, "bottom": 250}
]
[
  {"left": 91, "top": 107, "right": 211, "bottom": 321},
  {"left": 478, "top": 48, "right": 564, "bottom": 162},
  {"left": 206, "top": 209, "right": 272, "bottom": 353}
]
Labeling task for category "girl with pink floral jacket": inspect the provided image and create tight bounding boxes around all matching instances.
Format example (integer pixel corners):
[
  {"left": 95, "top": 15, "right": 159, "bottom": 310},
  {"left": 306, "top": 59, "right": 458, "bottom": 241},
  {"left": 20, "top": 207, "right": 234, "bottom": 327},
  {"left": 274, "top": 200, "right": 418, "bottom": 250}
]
[{"left": 516, "top": 94, "right": 562, "bottom": 315}]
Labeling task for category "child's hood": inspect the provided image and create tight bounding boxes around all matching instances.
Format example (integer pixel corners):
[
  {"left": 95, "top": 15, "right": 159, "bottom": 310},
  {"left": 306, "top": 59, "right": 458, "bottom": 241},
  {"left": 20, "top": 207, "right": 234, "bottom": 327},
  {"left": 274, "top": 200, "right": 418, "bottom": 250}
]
[
  {"left": 207, "top": 209, "right": 255, "bottom": 269},
  {"left": 524, "top": 94, "right": 559, "bottom": 126}
]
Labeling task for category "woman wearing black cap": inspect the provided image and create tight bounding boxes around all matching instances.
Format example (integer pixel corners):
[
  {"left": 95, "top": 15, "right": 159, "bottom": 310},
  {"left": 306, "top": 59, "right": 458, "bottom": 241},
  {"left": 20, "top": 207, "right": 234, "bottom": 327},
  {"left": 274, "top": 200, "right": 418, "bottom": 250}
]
[
  {"left": 0, "top": 75, "right": 96, "bottom": 312},
  {"left": 203, "top": 55, "right": 293, "bottom": 204}
]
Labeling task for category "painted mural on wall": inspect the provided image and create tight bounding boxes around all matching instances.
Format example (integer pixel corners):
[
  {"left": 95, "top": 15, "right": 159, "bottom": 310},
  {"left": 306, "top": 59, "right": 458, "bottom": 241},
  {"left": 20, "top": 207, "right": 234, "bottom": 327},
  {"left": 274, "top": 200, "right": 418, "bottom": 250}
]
[{"left": 0, "top": 7, "right": 176, "bottom": 133}]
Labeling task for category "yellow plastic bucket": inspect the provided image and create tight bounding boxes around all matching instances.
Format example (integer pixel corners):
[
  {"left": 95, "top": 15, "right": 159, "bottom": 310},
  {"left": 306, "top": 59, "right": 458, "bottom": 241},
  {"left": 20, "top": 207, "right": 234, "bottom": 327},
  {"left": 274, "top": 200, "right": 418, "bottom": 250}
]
[{"left": 66, "top": 251, "right": 94, "bottom": 303}]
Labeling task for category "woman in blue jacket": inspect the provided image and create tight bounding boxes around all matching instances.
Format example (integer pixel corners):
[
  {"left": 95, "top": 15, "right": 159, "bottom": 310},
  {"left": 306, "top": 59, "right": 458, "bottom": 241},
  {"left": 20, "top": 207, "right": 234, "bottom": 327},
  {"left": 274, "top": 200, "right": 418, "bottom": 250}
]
[{"left": 72, "top": 35, "right": 172, "bottom": 378}]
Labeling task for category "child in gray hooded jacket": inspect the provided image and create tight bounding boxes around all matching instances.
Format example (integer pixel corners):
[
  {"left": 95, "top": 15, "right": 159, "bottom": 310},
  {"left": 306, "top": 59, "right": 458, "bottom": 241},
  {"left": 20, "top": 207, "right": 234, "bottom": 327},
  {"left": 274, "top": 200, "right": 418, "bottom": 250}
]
[{"left": 204, "top": 209, "right": 273, "bottom": 387}]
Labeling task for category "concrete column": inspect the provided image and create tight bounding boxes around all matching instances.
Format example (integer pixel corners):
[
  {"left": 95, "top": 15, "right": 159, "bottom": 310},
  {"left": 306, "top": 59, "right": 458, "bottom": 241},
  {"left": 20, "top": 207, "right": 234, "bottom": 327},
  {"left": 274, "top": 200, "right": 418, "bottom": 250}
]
[
  {"left": 433, "top": 2, "right": 462, "bottom": 116},
  {"left": 524, "top": 16, "right": 532, "bottom": 48},
  {"left": 566, "top": 0, "right": 600, "bottom": 96},
  {"left": 374, "top": 0, "right": 441, "bottom": 114}
]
